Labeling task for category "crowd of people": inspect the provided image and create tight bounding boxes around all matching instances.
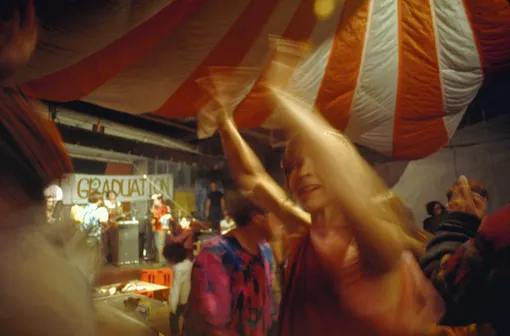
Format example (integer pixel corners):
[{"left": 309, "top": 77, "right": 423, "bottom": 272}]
[
  {"left": 157, "top": 102, "right": 510, "bottom": 335},
  {"left": 1, "top": 2, "right": 510, "bottom": 335}
]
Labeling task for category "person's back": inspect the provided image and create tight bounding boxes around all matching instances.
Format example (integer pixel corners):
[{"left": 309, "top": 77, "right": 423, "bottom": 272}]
[{"left": 184, "top": 235, "right": 275, "bottom": 335}]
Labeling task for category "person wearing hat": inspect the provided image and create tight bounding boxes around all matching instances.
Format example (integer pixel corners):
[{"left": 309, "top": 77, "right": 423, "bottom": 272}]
[{"left": 44, "top": 184, "right": 64, "bottom": 224}]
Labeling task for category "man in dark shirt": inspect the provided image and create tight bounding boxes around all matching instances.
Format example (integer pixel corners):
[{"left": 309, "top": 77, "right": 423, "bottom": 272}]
[{"left": 206, "top": 182, "right": 226, "bottom": 234}]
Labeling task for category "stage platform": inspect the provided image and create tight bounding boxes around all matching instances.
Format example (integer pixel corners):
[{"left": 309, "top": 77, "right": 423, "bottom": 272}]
[{"left": 96, "top": 262, "right": 172, "bottom": 335}]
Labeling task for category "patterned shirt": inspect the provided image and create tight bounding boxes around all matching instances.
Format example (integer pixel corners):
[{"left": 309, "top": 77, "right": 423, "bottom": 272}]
[
  {"left": 184, "top": 235, "right": 277, "bottom": 335},
  {"left": 81, "top": 204, "right": 107, "bottom": 246},
  {"left": 152, "top": 205, "right": 169, "bottom": 231}
]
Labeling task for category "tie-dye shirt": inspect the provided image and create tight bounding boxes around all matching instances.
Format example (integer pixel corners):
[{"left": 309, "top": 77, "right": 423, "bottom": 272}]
[
  {"left": 81, "top": 204, "right": 107, "bottom": 246},
  {"left": 184, "top": 235, "right": 276, "bottom": 335}
]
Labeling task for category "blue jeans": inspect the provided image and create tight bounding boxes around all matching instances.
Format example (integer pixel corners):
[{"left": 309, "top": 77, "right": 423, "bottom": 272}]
[{"left": 153, "top": 231, "right": 165, "bottom": 263}]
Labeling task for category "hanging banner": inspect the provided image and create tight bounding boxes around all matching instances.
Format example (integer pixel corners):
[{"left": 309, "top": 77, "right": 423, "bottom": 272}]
[{"left": 61, "top": 173, "right": 174, "bottom": 204}]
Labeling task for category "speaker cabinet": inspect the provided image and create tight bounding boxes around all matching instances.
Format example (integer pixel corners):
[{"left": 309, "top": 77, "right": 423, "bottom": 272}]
[{"left": 113, "top": 221, "right": 140, "bottom": 265}]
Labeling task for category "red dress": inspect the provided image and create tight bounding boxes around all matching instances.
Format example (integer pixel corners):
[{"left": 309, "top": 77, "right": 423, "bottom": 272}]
[{"left": 279, "top": 233, "right": 444, "bottom": 336}]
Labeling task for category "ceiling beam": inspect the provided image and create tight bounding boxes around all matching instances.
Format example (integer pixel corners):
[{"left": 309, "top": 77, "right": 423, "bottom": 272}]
[{"left": 52, "top": 106, "right": 199, "bottom": 153}]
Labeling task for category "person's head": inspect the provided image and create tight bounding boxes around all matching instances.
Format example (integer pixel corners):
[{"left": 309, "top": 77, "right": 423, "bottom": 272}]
[
  {"left": 282, "top": 132, "right": 379, "bottom": 215},
  {"left": 281, "top": 135, "right": 330, "bottom": 213},
  {"left": 151, "top": 194, "right": 163, "bottom": 207},
  {"left": 426, "top": 201, "right": 445, "bottom": 216},
  {"left": 163, "top": 243, "right": 187, "bottom": 266},
  {"left": 230, "top": 196, "right": 270, "bottom": 239},
  {"left": 88, "top": 190, "right": 103, "bottom": 205},
  {"left": 209, "top": 182, "right": 217, "bottom": 192},
  {"left": 107, "top": 191, "right": 117, "bottom": 202},
  {"left": 446, "top": 178, "right": 489, "bottom": 217}
]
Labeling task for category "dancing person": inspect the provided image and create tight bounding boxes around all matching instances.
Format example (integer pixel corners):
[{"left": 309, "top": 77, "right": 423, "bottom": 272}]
[
  {"left": 421, "top": 179, "right": 489, "bottom": 287},
  {"left": 420, "top": 178, "right": 492, "bottom": 335},
  {"left": 423, "top": 201, "right": 447, "bottom": 234},
  {"left": 104, "top": 190, "right": 124, "bottom": 220},
  {"left": 151, "top": 193, "right": 170, "bottom": 265},
  {"left": 164, "top": 242, "right": 193, "bottom": 336},
  {"left": 205, "top": 181, "right": 226, "bottom": 233},
  {"left": 183, "top": 196, "right": 277, "bottom": 335},
  {"left": 168, "top": 221, "right": 196, "bottom": 261},
  {"left": 81, "top": 190, "right": 109, "bottom": 248},
  {"left": 206, "top": 74, "right": 443, "bottom": 335},
  {"left": 421, "top": 176, "right": 510, "bottom": 334}
]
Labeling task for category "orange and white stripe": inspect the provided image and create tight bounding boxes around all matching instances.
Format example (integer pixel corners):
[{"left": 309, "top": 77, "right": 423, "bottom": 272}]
[{"left": 17, "top": 0, "right": 510, "bottom": 159}]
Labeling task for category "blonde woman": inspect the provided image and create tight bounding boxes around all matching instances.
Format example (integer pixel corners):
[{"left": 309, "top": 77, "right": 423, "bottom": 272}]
[{"left": 201, "top": 63, "right": 444, "bottom": 335}]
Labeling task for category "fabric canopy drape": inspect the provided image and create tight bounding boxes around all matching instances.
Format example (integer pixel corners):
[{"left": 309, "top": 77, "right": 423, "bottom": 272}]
[{"left": 13, "top": 0, "right": 510, "bottom": 159}]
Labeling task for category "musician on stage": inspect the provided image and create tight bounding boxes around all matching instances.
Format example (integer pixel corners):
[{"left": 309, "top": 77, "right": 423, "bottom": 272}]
[
  {"left": 44, "top": 184, "right": 64, "bottom": 225},
  {"left": 103, "top": 191, "right": 125, "bottom": 263},
  {"left": 105, "top": 191, "right": 123, "bottom": 218},
  {"left": 151, "top": 194, "right": 171, "bottom": 265},
  {"left": 81, "top": 191, "right": 109, "bottom": 248}
]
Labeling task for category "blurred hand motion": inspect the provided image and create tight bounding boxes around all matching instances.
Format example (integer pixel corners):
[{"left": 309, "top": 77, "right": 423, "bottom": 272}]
[{"left": 447, "top": 176, "right": 486, "bottom": 220}]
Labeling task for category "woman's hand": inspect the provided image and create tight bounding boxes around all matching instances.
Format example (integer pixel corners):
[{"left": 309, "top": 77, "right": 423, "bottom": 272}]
[{"left": 447, "top": 176, "right": 486, "bottom": 220}]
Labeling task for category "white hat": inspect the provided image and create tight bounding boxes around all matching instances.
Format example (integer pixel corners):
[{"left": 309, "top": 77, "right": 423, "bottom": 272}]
[
  {"left": 151, "top": 193, "right": 162, "bottom": 200},
  {"left": 44, "top": 184, "right": 63, "bottom": 201}
]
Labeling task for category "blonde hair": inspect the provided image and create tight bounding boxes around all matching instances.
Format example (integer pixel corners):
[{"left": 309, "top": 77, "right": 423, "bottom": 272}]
[{"left": 282, "top": 132, "right": 432, "bottom": 259}]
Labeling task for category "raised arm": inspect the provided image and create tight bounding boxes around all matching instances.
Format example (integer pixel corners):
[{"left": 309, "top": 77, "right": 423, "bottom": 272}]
[
  {"left": 218, "top": 116, "right": 310, "bottom": 234},
  {"left": 267, "top": 86, "right": 403, "bottom": 274}
]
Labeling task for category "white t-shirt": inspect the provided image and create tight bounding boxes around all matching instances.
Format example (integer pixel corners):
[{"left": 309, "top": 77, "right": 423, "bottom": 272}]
[{"left": 168, "top": 259, "right": 193, "bottom": 314}]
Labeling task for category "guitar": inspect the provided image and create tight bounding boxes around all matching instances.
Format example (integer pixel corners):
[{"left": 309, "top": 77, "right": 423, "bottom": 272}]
[{"left": 102, "top": 213, "right": 129, "bottom": 233}]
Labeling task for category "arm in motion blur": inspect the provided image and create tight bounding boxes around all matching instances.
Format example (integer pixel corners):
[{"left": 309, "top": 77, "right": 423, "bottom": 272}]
[
  {"left": 218, "top": 114, "right": 310, "bottom": 234},
  {"left": 267, "top": 86, "right": 403, "bottom": 275}
]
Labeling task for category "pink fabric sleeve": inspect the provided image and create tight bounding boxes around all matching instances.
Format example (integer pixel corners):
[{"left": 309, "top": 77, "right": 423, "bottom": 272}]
[
  {"left": 340, "top": 251, "right": 445, "bottom": 334},
  {"left": 184, "top": 249, "right": 232, "bottom": 335}
]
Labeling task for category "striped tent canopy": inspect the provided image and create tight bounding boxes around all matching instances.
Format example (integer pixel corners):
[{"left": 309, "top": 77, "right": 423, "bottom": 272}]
[{"left": 14, "top": 0, "right": 510, "bottom": 159}]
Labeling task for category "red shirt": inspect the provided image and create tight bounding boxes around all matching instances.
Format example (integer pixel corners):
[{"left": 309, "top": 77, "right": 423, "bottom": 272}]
[{"left": 152, "top": 206, "right": 169, "bottom": 231}]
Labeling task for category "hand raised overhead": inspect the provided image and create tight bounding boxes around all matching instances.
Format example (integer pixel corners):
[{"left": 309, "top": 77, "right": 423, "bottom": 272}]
[{"left": 446, "top": 176, "right": 486, "bottom": 220}]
